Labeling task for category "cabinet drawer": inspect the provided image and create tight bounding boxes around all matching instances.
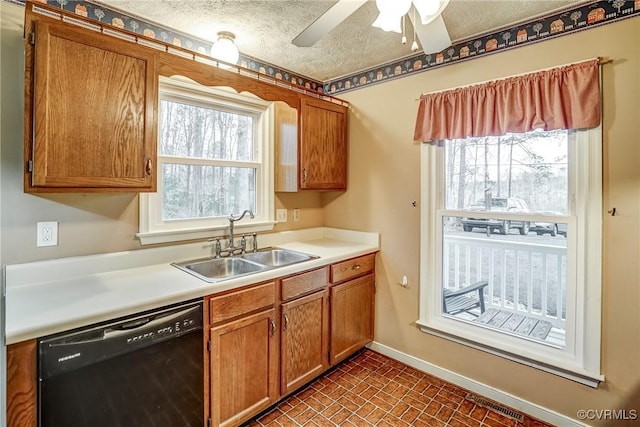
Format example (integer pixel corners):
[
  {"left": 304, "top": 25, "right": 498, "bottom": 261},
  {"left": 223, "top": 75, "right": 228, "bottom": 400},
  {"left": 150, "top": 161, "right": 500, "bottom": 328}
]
[
  {"left": 209, "top": 281, "right": 275, "bottom": 324},
  {"left": 281, "top": 267, "right": 328, "bottom": 301},
  {"left": 330, "top": 254, "right": 375, "bottom": 284}
]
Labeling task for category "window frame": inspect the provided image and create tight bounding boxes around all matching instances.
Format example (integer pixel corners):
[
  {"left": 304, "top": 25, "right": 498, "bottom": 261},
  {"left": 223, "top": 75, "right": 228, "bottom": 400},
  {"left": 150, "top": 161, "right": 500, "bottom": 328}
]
[
  {"left": 417, "top": 128, "right": 603, "bottom": 387},
  {"left": 138, "top": 77, "right": 275, "bottom": 245}
]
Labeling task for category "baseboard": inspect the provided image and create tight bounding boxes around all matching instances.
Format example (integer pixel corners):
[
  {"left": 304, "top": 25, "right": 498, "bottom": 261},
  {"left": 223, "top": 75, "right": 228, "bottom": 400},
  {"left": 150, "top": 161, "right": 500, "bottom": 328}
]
[{"left": 367, "top": 341, "right": 588, "bottom": 427}]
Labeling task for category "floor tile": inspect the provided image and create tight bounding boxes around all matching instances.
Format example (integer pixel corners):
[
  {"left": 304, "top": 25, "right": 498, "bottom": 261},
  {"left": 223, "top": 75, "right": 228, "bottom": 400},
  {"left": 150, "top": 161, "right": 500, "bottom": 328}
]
[{"left": 246, "top": 349, "right": 553, "bottom": 427}]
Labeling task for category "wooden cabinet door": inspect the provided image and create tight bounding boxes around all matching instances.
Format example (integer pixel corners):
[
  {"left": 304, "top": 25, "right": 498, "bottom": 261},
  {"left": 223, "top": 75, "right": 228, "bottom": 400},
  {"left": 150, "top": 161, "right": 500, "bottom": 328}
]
[
  {"left": 329, "top": 273, "right": 375, "bottom": 365},
  {"left": 280, "top": 290, "right": 329, "bottom": 395},
  {"left": 299, "top": 97, "right": 347, "bottom": 190},
  {"left": 209, "top": 309, "right": 279, "bottom": 427},
  {"left": 27, "top": 20, "right": 157, "bottom": 191},
  {"left": 6, "top": 340, "right": 37, "bottom": 427}
]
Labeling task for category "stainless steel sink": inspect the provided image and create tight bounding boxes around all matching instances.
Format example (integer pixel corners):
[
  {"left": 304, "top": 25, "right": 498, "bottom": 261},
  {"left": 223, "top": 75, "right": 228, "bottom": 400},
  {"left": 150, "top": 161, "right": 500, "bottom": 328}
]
[
  {"left": 240, "top": 248, "right": 317, "bottom": 267},
  {"left": 173, "top": 247, "right": 318, "bottom": 283},
  {"left": 173, "top": 257, "right": 268, "bottom": 283}
]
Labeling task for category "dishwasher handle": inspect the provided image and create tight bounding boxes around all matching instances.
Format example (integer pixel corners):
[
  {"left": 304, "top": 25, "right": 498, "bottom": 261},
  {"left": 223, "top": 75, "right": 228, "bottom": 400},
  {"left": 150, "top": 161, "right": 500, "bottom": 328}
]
[
  {"left": 39, "top": 301, "right": 203, "bottom": 380},
  {"left": 116, "top": 317, "right": 152, "bottom": 330},
  {"left": 46, "top": 305, "right": 200, "bottom": 347},
  {"left": 101, "top": 306, "right": 198, "bottom": 342}
]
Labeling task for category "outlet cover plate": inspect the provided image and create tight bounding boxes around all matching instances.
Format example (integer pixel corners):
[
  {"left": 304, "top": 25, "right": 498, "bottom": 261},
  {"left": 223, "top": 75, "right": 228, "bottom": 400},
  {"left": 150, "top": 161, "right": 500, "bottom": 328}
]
[{"left": 37, "top": 221, "right": 58, "bottom": 247}]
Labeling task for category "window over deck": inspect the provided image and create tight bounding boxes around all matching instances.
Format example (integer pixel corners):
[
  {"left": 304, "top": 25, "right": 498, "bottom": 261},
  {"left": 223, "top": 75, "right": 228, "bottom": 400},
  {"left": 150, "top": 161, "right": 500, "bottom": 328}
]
[{"left": 418, "top": 129, "right": 602, "bottom": 386}]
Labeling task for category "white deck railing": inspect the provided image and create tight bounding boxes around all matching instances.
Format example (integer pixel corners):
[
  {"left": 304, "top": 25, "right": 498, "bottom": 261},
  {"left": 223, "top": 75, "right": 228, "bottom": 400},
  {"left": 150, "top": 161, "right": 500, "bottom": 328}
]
[{"left": 443, "top": 235, "right": 567, "bottom": 329}]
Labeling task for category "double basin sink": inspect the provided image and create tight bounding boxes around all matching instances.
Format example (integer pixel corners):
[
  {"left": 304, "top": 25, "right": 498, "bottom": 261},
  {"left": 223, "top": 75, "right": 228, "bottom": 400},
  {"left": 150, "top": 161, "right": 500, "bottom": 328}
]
[{"left": 172, "top": 247, "right": 319, "bottom": 283}]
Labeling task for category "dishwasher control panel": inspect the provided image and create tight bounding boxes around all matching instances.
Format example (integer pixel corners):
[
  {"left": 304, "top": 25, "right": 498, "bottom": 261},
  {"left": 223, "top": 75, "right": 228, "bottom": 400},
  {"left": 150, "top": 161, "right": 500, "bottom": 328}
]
[{"left": 125, "top": 317, "right": 200, "bottom": 344}]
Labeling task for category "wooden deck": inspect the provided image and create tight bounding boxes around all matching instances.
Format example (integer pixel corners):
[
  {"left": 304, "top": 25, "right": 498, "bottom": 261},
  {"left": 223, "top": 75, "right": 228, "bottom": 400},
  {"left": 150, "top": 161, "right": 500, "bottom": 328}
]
[{"left": 447, "top": 308, "right": 566, "bottom": 347}]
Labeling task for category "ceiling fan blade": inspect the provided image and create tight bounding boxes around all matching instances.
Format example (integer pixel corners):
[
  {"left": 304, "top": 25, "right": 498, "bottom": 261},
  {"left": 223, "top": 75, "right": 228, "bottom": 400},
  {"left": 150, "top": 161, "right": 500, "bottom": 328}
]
[
  {"left": 292, "top": 0, "right": 368, "bottom": 47},
  {"left": 409, "top": 8, "right": 452, "bottom": 54}
]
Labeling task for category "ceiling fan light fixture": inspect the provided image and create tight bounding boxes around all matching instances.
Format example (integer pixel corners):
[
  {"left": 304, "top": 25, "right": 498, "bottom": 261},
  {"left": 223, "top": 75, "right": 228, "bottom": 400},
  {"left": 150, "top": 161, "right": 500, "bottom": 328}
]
[
  {"left": 413, "top": 0, "right": 439, "bottom": 20},
  {"left": 372, "top": 12, "right": 403, "bottom": 33},
  {"left": 375, "top": 0, "right": 412, "bottom": 17},
  {"left": 211, "top": 31, "right": 239, "bottom": 64},
  {"left": 414, "top": 0, "right": 450, "bottom": 25},
  {"left": 372, "top": 0, "right": 411, "bottom": 33}
]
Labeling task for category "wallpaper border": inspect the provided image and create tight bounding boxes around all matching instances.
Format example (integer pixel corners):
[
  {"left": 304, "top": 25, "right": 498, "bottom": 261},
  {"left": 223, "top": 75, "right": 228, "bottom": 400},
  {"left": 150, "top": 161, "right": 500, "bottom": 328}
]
[
  {"left": 325, "top": 0, "right": 639, "bottom": 94},
  {"left": 4, "top": 0, "right": 639, "bottom": 96},
  {"left": 6, "top": 0, "right": 325, "bottom": 93}
]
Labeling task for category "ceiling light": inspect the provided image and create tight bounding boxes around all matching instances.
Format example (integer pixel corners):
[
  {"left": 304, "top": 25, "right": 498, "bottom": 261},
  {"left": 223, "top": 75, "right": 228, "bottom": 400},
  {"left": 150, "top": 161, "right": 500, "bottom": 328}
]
[
  {"left": 372, "top": 0, "right": 412, "bottom": 33},
  {"left": 210, "top": 31, "right": 239, "bottom": 64},
  {"left": 413, "top": 0, "right": 439, "bottom": 22},
  {"left": 372, "top": 13, "right": 402, "bottom": 33},
  {"left": 375, "top": 0, "right": 412, "bottom": 17},
  {"left": 414, "top": 0, "right": 450, "bottom": 25}
]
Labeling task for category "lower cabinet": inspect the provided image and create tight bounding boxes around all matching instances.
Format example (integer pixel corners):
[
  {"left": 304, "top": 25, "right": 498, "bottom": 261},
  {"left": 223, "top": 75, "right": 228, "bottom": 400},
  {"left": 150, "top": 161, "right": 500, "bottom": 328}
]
[
  {"left": 205, "top": 253, "right": 376, "bottom": 427},
  {"left": 329, "top": 273, "right": 375, "bottom": 365},
  {"left": 6, "top": 340, "right": 38, "bottom": 427},
  {"left": 207, "top": 281, "right": 279, "bottom": 427},
  {"left": 280, "top": 289, "right": 329, "bottom": 395},
  {"left": 209, "top": 309, "right": 279, "bottom": 427}
]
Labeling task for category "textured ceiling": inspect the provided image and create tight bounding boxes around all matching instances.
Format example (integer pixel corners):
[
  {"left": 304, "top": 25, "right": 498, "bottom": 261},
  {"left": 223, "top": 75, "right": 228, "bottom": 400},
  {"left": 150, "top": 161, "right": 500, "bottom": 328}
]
[{"left": 95, "top": 0, "right": 590, "bottom": 81}]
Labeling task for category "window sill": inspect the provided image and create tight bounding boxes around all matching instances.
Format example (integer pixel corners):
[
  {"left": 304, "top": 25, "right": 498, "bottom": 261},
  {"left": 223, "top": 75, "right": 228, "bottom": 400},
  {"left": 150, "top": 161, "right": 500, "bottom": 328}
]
[
  {"left": 137, "top": 221, "right": 276, "bottom": 245},
  {"left": 416, "top": 319, "right": 603, "bottom": 388}
]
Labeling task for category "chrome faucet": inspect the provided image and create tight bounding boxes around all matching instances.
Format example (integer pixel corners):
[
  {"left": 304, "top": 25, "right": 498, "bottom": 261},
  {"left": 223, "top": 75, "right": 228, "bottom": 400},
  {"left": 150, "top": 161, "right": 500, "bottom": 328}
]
[{"left": 228, "top": 210, "right": 254, "bottom": 252}]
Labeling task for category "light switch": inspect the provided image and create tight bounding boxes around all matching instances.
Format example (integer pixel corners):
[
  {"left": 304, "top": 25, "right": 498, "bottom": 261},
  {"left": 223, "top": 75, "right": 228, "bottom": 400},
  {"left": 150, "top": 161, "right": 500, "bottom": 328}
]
[{"left": 276, "top": 209, "right": 288, "bottom": 222}]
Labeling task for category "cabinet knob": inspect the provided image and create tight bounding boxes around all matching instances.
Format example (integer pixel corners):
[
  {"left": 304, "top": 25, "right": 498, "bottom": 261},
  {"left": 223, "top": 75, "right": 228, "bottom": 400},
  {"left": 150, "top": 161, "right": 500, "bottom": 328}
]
[
  {"left": 351, "top": 264, "right": 361, "bottom": 270},
  {"left": 283, "top": 313, "right": 289, "bottom": 331},
  {"left": 144, "top": 157, "right": 153, "bottom": 178},
  {"left": 302, "top": 168, "right": 307, "bottom": 183}
]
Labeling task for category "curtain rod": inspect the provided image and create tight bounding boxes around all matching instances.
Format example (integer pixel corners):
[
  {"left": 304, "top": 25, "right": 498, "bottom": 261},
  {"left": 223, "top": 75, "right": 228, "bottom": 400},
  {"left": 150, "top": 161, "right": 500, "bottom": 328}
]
[{"left": 417, "top": 57, "right": 611, "bottom": 99}]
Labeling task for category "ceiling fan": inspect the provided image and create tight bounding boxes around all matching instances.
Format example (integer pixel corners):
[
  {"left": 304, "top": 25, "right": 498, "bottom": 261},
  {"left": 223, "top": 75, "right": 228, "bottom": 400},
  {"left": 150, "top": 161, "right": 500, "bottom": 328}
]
[{"left": 292, "top": 0, "right": 451, "bottom": 54}]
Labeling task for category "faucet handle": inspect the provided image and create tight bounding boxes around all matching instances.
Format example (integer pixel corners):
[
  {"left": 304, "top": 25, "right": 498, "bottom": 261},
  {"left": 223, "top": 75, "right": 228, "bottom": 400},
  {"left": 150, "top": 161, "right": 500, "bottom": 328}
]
[
  {"left": 240, "top": 235, "right": 247, "bottom": 253},
  {"left": 252, "top": 233, "right": 258, "bottom": 252},
  {"left": 207, "top": 237, "right": 222, "bottom": 258}
]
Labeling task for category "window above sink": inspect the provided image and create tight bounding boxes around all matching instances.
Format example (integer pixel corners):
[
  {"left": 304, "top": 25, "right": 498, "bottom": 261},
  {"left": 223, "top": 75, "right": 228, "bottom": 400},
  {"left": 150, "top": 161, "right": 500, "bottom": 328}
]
[{"left": 138, "top": 77, "right": 276, "bottom": 245}]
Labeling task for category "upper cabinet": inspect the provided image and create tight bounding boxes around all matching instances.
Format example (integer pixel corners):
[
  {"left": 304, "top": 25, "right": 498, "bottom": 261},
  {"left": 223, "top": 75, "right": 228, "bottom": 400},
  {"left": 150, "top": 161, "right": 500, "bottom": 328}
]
[
  {"left": 273, "top": 101, "right": 299, "bottom": 192},
  {"left": 24, "top": 18, "right": 157, "bottom": 192},
  {"left": 275, "top": 97, "right": 348, "bottom": 192},
  {"left": 299, "top": 98, "right": 348, "bottom": 191},
  {"left": 22, "top": 3, "right": 349, "bottom": 194}
]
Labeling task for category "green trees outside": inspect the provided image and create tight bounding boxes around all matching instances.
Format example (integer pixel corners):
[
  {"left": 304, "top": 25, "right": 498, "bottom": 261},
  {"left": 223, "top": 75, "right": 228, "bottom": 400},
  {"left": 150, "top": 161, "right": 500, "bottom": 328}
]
[{"left": 159, "top": 99, "right": 256, "bottom": 221}]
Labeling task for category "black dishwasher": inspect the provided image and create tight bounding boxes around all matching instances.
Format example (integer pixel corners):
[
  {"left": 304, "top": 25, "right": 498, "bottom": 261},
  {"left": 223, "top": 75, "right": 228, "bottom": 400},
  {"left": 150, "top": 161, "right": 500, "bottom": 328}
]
[{"left": 38, "top": 300, "right": 204, "bottom": 427}]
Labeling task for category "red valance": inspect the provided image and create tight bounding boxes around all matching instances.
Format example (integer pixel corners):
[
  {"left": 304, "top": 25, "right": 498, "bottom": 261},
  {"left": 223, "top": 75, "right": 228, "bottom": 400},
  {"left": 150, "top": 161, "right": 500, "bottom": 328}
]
[{"left": 414, "top": 59, "right": 601, "bottom": 142}]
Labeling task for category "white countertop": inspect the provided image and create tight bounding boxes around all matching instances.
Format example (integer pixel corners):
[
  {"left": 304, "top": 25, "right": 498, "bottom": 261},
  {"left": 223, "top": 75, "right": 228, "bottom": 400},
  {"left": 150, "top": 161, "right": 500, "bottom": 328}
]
[{"left": 3, "top": 227, "right": 379, "bottom": 345}]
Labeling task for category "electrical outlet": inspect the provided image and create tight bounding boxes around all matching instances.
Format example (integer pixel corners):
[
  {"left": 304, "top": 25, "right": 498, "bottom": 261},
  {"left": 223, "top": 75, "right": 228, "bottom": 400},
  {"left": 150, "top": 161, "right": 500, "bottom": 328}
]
[
  {"left": 37, "top": 221, "right": 58, "bottom": 247},
  {"left": 276, "top": 209, "right": 288, "bottom": 222},
  {"left": 293, "top": 208, "right": 301, "bottom": 222}
]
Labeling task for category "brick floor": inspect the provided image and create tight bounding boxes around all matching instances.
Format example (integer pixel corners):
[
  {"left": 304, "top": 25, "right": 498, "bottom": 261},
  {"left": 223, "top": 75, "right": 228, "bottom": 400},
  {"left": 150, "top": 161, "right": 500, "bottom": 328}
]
[{"left": 245, "top": 349, "right": 552, "bottom": 427}]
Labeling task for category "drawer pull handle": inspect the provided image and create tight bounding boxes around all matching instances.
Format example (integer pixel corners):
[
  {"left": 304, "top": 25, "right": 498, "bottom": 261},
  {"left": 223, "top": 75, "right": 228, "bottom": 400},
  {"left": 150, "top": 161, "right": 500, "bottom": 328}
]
[
  {"left": 351, "top": 264, "right": 361, "bottom": 270},
  {"left": 283, "top": 313, "right": 289, "bottom": 331},
  {"left": 269, "top": 318, "right": 276, "bottom": 338}
]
